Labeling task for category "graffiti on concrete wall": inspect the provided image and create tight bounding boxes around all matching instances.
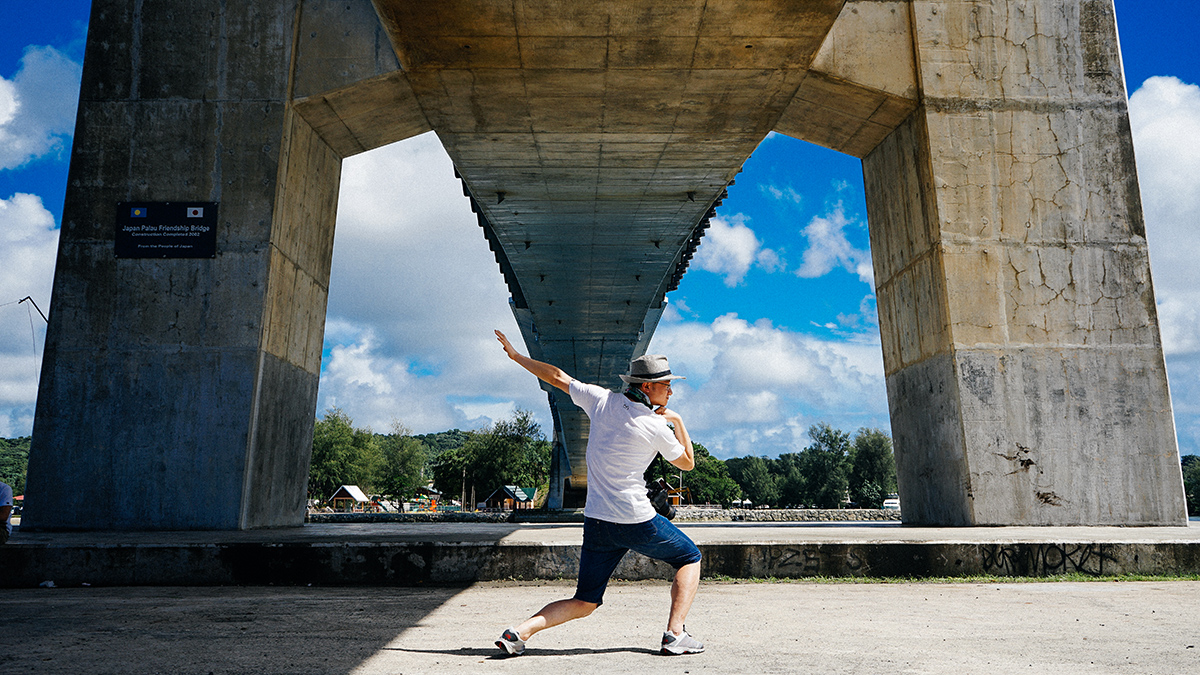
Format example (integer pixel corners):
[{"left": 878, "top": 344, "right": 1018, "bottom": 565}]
[
  {"left": 980, "top": 543, "right": 1116, "bottom": 576},
  {"left": 775, "top": 548, "right": 822, "bottom": 575},
  {"left": 767, "top": 546, "right": 868, "bottom": 577},
  {"left": 751, "top": 542, "right": 1122, "bottom": 579}
]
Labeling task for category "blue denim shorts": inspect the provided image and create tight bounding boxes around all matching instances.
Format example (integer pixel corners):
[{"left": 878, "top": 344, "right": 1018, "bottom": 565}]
[{"left": 573, "top": 515, "right": 702, "bottom": 605}]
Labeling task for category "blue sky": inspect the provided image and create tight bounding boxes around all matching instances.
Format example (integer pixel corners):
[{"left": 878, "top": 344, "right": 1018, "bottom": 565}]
[{"left": 1, "top": 2, "right": 1198, "bottom": 460}]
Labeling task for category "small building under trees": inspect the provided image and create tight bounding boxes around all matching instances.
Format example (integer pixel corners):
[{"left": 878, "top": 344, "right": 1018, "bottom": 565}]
[
  {"left": 328, "top": 485, "right": 371, "bottom": 512},
  {"left": 484, "top": 485, "right": 538, "bottom": 511}
]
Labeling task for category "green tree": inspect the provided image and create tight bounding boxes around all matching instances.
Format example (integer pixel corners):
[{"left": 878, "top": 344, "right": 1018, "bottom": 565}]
[
  {"left": 375, "top": 421, "right": 428, "bottom": 501},
  {"left": 726, "top": 455, "right": 779, "bottom": 507},
  {"left": 848, "top": 428, "right": 897, "bottom": 509},
  {"left": 773, "top": 453, "right": 807, "bottom": 508},
  {"left": 430, "top": 409, "right": 550, "bottom": 505},
  {"left": 1183, "top": 455, "right": 1200, "bottom": 517},
  {"left": 796, "top": 423, "right": 851, "bottom": 508},
  {"left": 308, "top": 409, "right": 381, "bottom": 500},
  {"left": 0, "top": 437, "right": 30, "bottom": 495},
  {"left": 415, "top": 429, "right": 470, "bottom": 460},
  {"left": 683, "top": 443, "right": 742, "bottom": 507}
]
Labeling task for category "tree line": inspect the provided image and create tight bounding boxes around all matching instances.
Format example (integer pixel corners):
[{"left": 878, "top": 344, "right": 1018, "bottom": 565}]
[
  {"left": 725, "top": 424, "right": 897, "bottom": 509},
  {"left": 1184, "top": 455, "right": 1200, "bottom": 517},
  {"left": 304, "top": 411, "right": 898, "bottom": 510},
  {"left": 2, "top": 425, "right": 1196, "bottom": 517},
  {"left": 304, "top": 412, "right": 1200, "bottom": 514},
  {"left": 306, "top": 408, "right": 551, "bottom": 506},
  {"left": 0, "top": 437, "right": 29, "bottom": 494}
]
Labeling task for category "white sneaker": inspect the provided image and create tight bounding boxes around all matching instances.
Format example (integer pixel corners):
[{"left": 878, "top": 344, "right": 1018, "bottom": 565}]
[
  {"left": 496, "top": 627, "right": 526, "bottom": 656},
  {"left": 661, "top": 629, "right": 705, "bottom": 655}
]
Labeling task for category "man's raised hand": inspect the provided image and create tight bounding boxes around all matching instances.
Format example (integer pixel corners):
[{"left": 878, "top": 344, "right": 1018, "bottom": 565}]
[{"left": 495, "top": 329, "right": 520, "bottom": 360}]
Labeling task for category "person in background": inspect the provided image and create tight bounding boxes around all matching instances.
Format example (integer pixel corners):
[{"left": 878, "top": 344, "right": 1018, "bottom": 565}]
[{"left": 0, "top": 481, "right": 13, "bottom": 544}]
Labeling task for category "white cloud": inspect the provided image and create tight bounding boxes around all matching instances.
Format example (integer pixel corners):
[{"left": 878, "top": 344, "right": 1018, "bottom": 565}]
[
  {"left": 794, "top": 203, "right": 874, "bottom": 286},
  {"left": 1129, "top": 75, "right": 1200, "bottom": 455},
  {"left": 0, "top": 45, "right": 82, "bottom": 169},
  {"left": 762, "top": 183, "right": 803, "bottom": 204},
  {"left": 0, "top": 193, "right": 59, "bottom": 432},
  {"left": 316, "top": 132, "right": 551, "bottom": 434},
  {"left": 692, "top": 214, "right": 782, "bottom": 286},
  {"left": 0, "top": 78, "right": 17, "bottom": 126},
  {"left": 648, "top": 312, "right": 889, "bottom": 458},
  {"left": 1129, "top": 76, "right": 1200, "bottom": 358}
]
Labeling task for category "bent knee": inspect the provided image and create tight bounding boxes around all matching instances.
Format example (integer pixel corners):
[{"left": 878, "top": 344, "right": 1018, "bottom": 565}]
[{"left": 574, "top": 599, "right": 600, "bottom": 616}]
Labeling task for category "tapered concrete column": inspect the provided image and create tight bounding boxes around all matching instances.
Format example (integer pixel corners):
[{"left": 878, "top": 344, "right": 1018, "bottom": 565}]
[
  {"left": 24, "top": 0, "right": 423, "bottom": 530},
  {"left": 862, "top": 0, "right": 1185, "bottom": 525}
]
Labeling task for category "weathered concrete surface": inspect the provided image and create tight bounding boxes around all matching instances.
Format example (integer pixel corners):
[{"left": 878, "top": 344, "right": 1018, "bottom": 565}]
[
  {"left": 27, "top": 0, "right": 1182, "bottom": 530},
  {"left": 860, "top": 1, "right": 1184, "bottom": 525},
  {"left": 3, "top": 581, "right": 1200, "bottom": 674},
  {"left": 25, "top": 1, "right": 407, "bottom": 531},
  {"left": 775, "top": 0, "right": 919, "bottom": 156},
  {"left": 3, "top": 522, "right": 1199, "bottom": 588}
]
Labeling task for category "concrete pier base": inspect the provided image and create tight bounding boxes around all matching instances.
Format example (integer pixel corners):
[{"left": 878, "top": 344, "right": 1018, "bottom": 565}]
[{"left": 3, "top": 522, "right": 1198, "bottom": 588}]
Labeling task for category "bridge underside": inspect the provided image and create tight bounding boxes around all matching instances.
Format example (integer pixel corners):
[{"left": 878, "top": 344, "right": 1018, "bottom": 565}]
[
  {"left": 367, "top": 0, "right": 914, "bottom": 504},
  {"left": 23, "top": 0, "right": 1186, "bottom": 529}
]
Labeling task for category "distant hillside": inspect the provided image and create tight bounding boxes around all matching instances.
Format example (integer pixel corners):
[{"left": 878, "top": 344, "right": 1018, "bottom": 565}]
[{"left": 413, "top": 429, "right": 470, "bottom": 459}]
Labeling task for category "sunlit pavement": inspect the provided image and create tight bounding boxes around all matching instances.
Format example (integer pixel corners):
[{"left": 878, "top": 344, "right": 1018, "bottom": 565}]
[{"left": 4, "top": 579, "right": 1199, "bottom": 674}]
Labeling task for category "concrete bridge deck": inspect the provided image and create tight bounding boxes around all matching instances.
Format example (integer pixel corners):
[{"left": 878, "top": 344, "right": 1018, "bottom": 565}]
[{"left": 4, "top": 521, "right": 1199, "bottom": 588}]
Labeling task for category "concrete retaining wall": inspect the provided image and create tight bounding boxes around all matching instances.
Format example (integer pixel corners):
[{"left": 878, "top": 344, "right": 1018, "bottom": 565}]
[{"left": 5, "top": 539, "right": 1198, "bottom": 588}]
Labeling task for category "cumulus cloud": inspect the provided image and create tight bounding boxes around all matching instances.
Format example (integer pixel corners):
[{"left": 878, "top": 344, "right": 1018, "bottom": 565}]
[
  {"left": 1129, "top": 76, "right": 1200, "bottom": 358},
  {"left": 0, "top": 45, "right": 82, "bottom": 169},
  {"left": 316, "top": 132, "right": 549, "bottom": 433},
  {"left": 324, "top": 171, "right": 894, "bottom": 454},
  {"left": 0, "top": 193, "right": 59, "bottom": 436},
  {"left": 649, "top": 313, "right": 889, "bottom": 458},
  {"left": 691, "top": 214, "right": 782, "bottom": 286},
  {"left": 794, "top": 203, "right": 874, "bottom": 286},
  {"left": 1129, "top": 76, "right": 1200, "bottom": 454}
]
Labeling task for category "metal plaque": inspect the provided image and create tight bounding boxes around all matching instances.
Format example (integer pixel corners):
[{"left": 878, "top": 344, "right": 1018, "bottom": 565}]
[{"left": 114, "top": 202, "right": 218, "bottom": 258}]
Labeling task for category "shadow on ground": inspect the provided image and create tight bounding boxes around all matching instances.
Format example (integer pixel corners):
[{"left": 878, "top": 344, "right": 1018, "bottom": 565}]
[{"left": 1, "top": 586, "right": 467, "bottom": 675}]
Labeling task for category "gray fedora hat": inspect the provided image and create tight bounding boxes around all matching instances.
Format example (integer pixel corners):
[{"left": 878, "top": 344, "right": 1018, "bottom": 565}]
[{"left": 619, "top": 354, "right": 686, "bottom": 384}]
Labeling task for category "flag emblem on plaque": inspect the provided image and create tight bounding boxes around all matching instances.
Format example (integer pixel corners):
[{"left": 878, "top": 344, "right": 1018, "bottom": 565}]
[
  {"left": 130, "top": 207, "right": 147, "bottom": 218},
  {"left": 187, "top": 207, "right": 204, "bottom": 218}
]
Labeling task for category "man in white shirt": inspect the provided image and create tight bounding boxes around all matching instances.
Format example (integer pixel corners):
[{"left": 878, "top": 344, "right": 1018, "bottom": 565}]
[{"left": 493, "top": 330, "right": 705, "bottom": 656}]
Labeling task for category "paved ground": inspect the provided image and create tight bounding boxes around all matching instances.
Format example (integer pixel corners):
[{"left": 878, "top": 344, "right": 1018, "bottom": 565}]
[{"left": 5, "top": 579, "right": 1199, "bottom": 674}]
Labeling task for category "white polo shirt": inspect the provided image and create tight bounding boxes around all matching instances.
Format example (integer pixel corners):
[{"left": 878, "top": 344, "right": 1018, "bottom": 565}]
[{"left": 569, "top": 380, "right": 685, "bottom": 524}]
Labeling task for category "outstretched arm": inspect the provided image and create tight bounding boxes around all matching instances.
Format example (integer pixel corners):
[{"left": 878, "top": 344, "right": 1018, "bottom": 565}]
[{"left": 495, "top": 330, "right": 573, "bottom": 394}]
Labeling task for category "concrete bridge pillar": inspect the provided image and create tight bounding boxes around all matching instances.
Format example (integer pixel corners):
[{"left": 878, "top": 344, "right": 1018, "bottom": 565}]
[
  {"left": 23, "top": 0, "right": 426, "bottom": 530},
  {"left": 859, "top": 1, "right": 1184, "bottom": 524}
]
